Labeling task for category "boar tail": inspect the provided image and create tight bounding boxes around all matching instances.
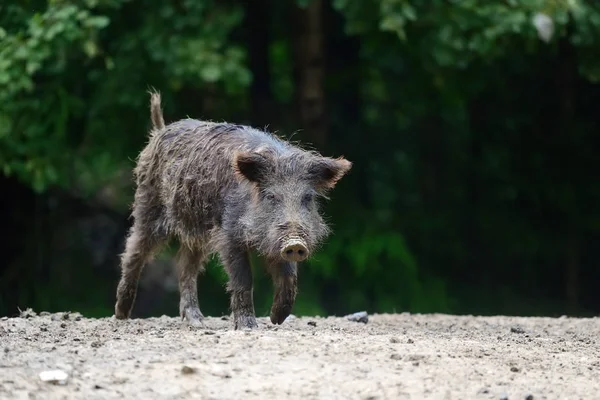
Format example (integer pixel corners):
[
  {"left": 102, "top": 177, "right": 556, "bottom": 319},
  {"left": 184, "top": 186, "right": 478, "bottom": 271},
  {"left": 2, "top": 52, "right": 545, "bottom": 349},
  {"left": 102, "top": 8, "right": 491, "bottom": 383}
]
[{"left": 148, "top": 89, "right": 165, "bottom": 131}]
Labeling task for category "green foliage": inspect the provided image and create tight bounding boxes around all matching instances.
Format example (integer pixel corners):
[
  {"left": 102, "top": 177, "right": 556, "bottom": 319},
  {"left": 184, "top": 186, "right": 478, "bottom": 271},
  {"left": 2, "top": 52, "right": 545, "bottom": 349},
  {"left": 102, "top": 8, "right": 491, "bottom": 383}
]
[{"left": 0, "top": 0, "right": 250, "bottom": 195}]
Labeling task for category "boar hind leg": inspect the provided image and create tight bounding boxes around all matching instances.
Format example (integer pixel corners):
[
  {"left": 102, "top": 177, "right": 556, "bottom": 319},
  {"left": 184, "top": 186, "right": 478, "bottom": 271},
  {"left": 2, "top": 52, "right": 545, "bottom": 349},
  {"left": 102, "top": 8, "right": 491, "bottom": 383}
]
[
  {"left": 115, "top": 224, "right": 166, "bottom": 319},
  {"left": 218, "top": 240, "right": 258, "bottom": 330},
  {"left": 176, "top": 245, "right": 206, "bottom": 326},
  {"left": 268, "top": 262, "right": 298, "bottom": 325}
]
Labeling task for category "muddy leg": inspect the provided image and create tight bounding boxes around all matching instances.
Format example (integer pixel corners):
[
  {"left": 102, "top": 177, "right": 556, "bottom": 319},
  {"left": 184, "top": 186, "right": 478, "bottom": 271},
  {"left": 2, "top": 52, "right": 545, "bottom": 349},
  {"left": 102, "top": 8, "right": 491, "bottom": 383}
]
[
  {"left": 218, "top": 240, "right": 257, "bottom": 330},
  {"left": 176, "top": 245, "right": 206, "bottom": 327},
  {"left": 268, "top": 261, "right": 298, "bottom": 325},
  {"left": 115, "top": 225, "right": 165, "bottom": 319}
]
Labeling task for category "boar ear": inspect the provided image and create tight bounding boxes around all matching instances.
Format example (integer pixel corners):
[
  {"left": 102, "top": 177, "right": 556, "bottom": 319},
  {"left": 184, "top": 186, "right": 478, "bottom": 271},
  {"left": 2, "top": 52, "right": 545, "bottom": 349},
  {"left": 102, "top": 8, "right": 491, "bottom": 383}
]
[
  {"left": 308, "top": 156, "right": 352, "bottom": 190},
  {"left": 233, "top": 151, "right": 272, "bottom": 184}
]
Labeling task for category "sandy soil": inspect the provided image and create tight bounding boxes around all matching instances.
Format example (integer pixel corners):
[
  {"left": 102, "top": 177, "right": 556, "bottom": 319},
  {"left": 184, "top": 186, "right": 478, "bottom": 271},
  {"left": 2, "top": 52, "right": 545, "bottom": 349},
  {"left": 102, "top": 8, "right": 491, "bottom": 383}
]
[{"left": 1, "top": 311, "right": 599, "bottom": 400}]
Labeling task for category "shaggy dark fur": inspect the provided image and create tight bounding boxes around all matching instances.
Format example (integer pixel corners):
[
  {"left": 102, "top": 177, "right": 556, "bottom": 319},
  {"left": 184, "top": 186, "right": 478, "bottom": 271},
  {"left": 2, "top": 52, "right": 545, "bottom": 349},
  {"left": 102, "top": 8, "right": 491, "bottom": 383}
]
[{"left": 115, "top": 91, "right": 352, "bottom": 329}]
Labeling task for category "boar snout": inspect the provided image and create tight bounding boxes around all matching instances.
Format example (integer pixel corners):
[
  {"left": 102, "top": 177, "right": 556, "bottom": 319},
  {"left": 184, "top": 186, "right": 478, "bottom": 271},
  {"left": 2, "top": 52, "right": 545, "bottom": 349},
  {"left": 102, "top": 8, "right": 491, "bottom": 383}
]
[{"left": 280, "top": 238, "right": 309, "bottom": 262}]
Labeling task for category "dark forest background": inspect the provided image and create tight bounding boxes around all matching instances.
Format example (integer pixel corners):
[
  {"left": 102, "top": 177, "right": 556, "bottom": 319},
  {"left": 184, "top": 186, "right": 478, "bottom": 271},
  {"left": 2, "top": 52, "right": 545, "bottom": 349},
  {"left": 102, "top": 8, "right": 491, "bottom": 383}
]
[{"left": 2, "top": 0, "right": 600, "bottom": 319}]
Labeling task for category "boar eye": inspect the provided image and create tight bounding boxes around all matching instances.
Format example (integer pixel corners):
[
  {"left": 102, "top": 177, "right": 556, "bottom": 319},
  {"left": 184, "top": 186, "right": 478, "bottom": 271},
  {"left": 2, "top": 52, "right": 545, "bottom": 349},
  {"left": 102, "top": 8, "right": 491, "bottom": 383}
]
[
  {"left": 301, "top": 193, "right": 314, "bottom": 206},
  {"left": 264, "top": 193, "right": 278, "bottom": 203}
]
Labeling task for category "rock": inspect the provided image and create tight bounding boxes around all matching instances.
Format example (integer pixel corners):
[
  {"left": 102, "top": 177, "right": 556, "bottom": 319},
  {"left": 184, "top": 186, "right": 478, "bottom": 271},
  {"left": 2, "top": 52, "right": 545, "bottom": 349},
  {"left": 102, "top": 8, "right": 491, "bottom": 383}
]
[
  {"left": 510, "top": 326, "right": 525, "bottom": 334},
  {"left": 390, "top": 354, "right": 402, "bottom": 360},
  {"left": 181, "top": 366, "right": 196, "bottom": 375},
  {"left": 19, "top": 308, "right": 36, "bottom": 318},
  {"left": 39, "top": 370, "right": 69, "bottom": 385},
  {"left": 525, "top": 395, "right": 534, "bottom": 400},
  {"left": 510, "top": 366, "right": 520, "bottom": 372},
  {"left": 390, "top": 337, "right": 400, "bottom": 343},
  {"left": 346, "top": 311, "right": 368, "bottom": 324},
  {"left": 221, "top": 315, "right": 229, "bottom": 321},
  {"left": 307, "top": 321, "right": 317, "bottom": 327},
  {"left": 499, "top": 393, "right": 509, "bottom": 400},
  {"left": 407, "top": 338, "right": 414, "bottom": 344}
]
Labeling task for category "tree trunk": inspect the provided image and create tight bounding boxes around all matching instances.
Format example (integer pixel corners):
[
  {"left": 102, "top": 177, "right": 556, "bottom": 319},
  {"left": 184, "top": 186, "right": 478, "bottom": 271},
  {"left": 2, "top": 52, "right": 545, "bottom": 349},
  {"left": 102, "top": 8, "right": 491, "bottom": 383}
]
[
  {"left": 244, "top": 0, "right": 273, "bottom": 129},
  {"left": 557, "top": 14, "right": 579, "bottom": 313},
  {"left": 292, "top": 0, "right": 327, "bottom": 150}
]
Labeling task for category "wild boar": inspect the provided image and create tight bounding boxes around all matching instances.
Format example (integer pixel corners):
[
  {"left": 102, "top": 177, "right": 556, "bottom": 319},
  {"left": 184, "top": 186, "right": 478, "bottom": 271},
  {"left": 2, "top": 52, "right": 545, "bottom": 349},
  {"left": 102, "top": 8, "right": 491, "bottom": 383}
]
[{"left": 114, "top": 91, "right": 352, "bottom": 329}]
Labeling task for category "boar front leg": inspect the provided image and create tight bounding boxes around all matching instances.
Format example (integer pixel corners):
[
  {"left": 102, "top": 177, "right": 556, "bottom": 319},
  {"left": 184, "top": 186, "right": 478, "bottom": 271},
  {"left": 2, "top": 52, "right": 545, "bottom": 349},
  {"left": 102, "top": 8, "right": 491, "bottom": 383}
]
[
  {"left": 176, "top": 245, "right": 206, "bottom": 327},
  {"left": 269, "top": 261, "right": 298, "bottom": 325},
  {"left": 218, "top": 239, "right": 258, "bottom": 330}
]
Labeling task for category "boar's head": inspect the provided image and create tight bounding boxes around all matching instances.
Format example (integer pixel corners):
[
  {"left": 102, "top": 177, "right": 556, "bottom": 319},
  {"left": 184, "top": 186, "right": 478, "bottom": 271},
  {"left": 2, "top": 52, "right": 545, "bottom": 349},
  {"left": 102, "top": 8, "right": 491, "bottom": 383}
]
[{"left": 233, "top": 148, "right": 352, "bottom": 263}]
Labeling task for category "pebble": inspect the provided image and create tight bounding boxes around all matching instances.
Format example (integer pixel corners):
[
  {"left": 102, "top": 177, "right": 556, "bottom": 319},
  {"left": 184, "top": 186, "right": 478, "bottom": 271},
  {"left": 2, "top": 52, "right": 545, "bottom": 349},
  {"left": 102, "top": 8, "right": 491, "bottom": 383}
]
[
  {"left": 346, "top": 311, "right": 368, "bottom": 324},
  {"left": 510, "top": 326, "right": 525, "bottom": 334},
  {"left": 307, "top": 321, "right": 317, "bottom": 327},
  {"left": 181, "top": 366, "right": 196, "bottom": 375},
  {"left": 39, "top": 370, "right": 69, "bottom": 385}
]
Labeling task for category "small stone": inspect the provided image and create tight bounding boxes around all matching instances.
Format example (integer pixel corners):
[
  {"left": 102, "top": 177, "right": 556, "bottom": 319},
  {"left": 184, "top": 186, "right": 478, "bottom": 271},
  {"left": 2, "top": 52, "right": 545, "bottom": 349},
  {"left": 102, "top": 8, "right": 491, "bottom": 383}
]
[
  {"left": 204, "top": 330, "right": 216, "bottom": 335},
  {"left": 390, "top": 354, "right": 402, "bottom": 360},
  {"left": 221, "top": 316, "right": 229, "bottom": 321},
  {"left": 60, "top": 323, "right": 67, "bottom": 328},
  {"left": 40, "top": 311, "right": 50, "bottom": 316},
  {"left": 39, "top": 370, "right": 69, "bottom": 385},
  {"left": 90, "top": 341, "right": 102, "bottom": 348},
  {"left": 499, "top": 394, "right": 509, "bottom": 400},
  {"left": 307, "top": 321, "right": 317, "bottom": 327},
  {"left": 19, "top": 308, "right": 36, "bottom": 319},
  {"left": 510, "top": 326, "right": 525, "bottom": 334},
  {"left": 93, "top": 384, "right": 103, "bottom": 390},
  {"left": 390, "top": 337, "right": 400, "bottom": 343},
  {"left": 346, "top": 311, "right": 368, "bottom": 324},
  {"left": 510, "top": 366, "right": 520, "bottom": 372},
  {"left": 407, "top": 338, "right": 414, "bottom": 344},
  {"left": 1, "top": 316, "right": 8, "bottom": 321},
  {"left": 181, "top": 366, "right": 196, "bottom": 375},
  {"left": 525, "top": 395, "right": 534, "bottom": 400}
]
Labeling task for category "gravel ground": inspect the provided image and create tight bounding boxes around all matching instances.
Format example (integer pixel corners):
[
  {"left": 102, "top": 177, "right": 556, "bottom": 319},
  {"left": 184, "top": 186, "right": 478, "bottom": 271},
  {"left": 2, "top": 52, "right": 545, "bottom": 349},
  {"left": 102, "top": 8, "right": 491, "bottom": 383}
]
[{"left": 1, "top": 311, "right": 599, "bottom": 399}]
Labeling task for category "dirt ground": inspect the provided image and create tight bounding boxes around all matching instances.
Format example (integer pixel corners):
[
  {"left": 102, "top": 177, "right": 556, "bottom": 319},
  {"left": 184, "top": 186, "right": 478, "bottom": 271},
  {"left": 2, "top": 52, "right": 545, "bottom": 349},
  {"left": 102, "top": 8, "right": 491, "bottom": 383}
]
[{"left": 1, "top": 311, "right": 599, "bottom": 400}]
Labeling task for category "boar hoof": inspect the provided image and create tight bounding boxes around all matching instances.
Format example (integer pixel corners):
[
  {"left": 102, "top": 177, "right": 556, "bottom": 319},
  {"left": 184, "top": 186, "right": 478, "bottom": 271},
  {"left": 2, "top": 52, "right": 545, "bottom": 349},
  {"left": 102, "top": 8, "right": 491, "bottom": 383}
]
[
  {"left": 114, "top": 304, "right": 131, "bottom": 320},
  {"left": 234, "top": 315, "right": 258, "bottom": 330},
  {"left": 270, "top": 304, "right": 292, "bottom": 325},
  {"left": 181, "top": 307, "right": 205, "bottom": 327}
]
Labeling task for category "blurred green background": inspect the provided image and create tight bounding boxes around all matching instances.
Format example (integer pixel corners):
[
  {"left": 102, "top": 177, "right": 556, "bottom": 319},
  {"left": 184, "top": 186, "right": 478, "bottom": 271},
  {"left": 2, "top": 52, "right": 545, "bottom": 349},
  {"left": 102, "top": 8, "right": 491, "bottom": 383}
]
[{"left": 2, "top": 0, "right": 600, "bottom": 319}]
